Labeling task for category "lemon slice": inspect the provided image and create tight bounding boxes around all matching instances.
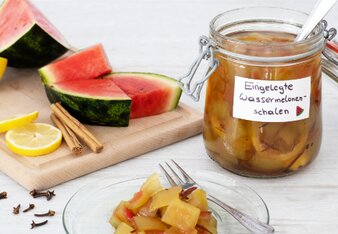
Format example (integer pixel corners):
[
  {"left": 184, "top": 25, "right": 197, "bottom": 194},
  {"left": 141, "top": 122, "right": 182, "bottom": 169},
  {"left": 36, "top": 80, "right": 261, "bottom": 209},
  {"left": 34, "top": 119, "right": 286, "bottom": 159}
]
[
  {"left": 5, "top": 123, "right": 62, "bottom": 157},
  {"left": 0, "top": 111, "right": 39, "bottom": 133},
  {"left": 0, "top": 57, "right": 7, "bottom": 80}
]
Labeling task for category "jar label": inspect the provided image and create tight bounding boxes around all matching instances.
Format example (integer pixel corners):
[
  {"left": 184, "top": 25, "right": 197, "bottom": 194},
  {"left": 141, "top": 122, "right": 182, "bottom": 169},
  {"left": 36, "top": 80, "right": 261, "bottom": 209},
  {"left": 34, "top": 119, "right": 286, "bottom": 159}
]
[{"left": 233, "top": 76, "right": 311, "bottom": 122}]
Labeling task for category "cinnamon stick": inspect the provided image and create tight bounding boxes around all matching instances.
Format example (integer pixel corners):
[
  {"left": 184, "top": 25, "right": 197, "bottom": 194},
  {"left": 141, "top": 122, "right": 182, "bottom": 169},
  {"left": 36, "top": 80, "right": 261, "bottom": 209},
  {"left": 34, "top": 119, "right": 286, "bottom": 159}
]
[
  {"left": 50, "top": 113, "right": 83, "bottom": 155},
  {"left": 50, "top": 103, "right": 104, "bottom": 153}
]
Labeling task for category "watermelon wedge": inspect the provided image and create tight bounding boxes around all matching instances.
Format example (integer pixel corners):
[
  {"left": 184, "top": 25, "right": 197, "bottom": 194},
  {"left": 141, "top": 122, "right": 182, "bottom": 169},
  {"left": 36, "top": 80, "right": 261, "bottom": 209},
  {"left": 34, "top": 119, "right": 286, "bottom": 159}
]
[
  {"left": 43, "top": 72, "right": 182, "bottom": 125},
  {"left": 45, "top": 79, "right": 131, "bottom": 126},
  {"left": 108, "top": 73, "right": 182, "bottom": 118},
  {"left": 39, "top": 46, "right": 182, "bottom": 125},
  {"left": 39, "top": 44, "right": 111, "bottom": 85},
  {"left": 0, "top": 0, "right": 70, "bottom": 67}
]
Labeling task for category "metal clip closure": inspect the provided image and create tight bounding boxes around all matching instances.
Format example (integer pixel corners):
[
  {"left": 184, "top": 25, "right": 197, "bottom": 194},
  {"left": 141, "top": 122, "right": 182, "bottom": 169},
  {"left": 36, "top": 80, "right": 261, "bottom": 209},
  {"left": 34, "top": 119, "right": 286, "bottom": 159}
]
[
  {"left": 322, "top": 20, "right": 337, "bottom": 41},
  {"left": 322, "top": 20, "right": 338, "bottom": 66},
  {"left": 178, "top": 36, "right": 219, "bottom": 101}
]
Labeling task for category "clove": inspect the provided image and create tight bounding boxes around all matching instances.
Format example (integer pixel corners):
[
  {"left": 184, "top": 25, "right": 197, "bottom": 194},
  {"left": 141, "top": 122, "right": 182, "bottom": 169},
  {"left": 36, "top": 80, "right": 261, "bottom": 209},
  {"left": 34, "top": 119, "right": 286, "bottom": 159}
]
[
  {"left": 0, "top": 191, "right": 7, "bottom": 199},
  {"left": 13, "top": 204, "right": 20, "bottom": 214},
  {"left": 180, "top": 186, "right": 198, "bottom": 200},
  {"left": 31, "top": 220, "right": 48, "bottom": 229},
  {"left": 34, "top": 210, "right": 55, "bottom": 217},
  {"left": 23, "top": 204, "right": 35, "bottom": 213},
  {"left": 30, "top": 189, "right": 55, "bottom": 201}
]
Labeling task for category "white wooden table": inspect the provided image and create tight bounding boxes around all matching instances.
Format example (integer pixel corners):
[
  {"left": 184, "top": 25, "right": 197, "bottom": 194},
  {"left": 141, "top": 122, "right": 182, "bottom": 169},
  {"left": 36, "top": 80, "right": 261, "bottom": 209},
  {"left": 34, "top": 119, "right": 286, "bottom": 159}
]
[{"left": 1, "top": 0, "right": 338, "bottom": 233}]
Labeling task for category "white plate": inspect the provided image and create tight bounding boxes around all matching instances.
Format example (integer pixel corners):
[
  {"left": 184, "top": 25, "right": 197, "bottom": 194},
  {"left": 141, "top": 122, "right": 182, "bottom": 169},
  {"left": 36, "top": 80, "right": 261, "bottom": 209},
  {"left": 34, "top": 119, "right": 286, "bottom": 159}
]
[{"left": 63, "top": 171, "right": 270, "bottom": 234}]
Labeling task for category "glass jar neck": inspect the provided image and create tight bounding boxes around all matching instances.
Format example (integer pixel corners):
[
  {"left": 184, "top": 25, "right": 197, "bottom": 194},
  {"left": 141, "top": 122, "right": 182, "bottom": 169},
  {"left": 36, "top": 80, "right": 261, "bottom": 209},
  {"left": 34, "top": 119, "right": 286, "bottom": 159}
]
[{"left": 209, "top": 7, "right": 325, "bottom": 63}]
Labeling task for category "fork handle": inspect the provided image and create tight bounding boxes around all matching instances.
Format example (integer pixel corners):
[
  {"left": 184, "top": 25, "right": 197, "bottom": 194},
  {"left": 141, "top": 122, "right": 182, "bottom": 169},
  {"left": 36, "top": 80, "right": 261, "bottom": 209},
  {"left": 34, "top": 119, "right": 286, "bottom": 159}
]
[{"left": 208, "top": 194, "right": 275, "bottom": 233}]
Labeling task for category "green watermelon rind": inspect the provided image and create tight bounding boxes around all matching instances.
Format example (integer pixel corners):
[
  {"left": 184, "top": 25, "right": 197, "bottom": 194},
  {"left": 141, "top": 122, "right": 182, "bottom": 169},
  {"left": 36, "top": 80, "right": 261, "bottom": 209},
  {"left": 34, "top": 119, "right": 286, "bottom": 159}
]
[
  {"left": 0, "top": 24, "right": 68, "bottom": 68},
  {"left": 39, "top": 65, "right": 55, "bottom": 85},
  {"left": 45, "top": 85, "right": 131, "bottom": 126},
  {"left": 107, "top": 72, "right": 183, "bottom": 110}
]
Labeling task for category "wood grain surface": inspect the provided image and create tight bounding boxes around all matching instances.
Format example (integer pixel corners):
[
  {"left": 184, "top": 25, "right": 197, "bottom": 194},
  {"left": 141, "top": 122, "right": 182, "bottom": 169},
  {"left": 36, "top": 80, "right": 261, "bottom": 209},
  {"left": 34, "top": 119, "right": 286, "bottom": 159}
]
[{"left": 0, "top": 68, "right": 202, "bottom": 190}]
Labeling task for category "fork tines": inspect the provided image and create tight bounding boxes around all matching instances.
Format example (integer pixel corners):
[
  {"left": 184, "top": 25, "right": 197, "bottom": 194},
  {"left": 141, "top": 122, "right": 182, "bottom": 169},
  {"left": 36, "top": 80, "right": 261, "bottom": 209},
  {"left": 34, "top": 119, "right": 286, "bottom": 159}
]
[{"left": 159, "top": 160, "right": 196, "bottom": 190}]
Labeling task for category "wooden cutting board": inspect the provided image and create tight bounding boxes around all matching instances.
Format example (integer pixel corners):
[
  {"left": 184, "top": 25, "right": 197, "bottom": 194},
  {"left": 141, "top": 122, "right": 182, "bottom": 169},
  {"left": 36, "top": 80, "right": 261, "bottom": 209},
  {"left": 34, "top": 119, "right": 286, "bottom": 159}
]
[{"left": 0, "top": 68, "right": 202, "bottom": 190}]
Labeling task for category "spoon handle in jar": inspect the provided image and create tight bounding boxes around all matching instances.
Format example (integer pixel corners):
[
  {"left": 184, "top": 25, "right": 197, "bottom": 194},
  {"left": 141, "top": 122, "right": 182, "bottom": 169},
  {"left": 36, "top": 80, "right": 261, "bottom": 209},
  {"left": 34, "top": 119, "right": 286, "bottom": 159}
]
[
  {"left": 295, "top": 0, "right": 337, "bottom": 41},
  {"left": 208, "top": 194, "right": 275, "bottom": 233}
]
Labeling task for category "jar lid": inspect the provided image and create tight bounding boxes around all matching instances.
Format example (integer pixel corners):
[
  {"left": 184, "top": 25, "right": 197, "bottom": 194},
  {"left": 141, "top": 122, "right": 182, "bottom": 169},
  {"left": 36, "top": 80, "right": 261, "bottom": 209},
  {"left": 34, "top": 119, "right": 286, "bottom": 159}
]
[{"left": 178, "top": 20, "right": 338, "bottom": 101}]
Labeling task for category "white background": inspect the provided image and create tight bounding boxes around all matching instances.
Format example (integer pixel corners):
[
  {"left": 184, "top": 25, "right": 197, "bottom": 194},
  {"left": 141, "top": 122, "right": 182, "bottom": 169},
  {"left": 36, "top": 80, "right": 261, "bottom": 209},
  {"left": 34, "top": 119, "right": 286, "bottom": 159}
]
[{"left": 1, "top": 0, "right": 338, "bottom": 233}]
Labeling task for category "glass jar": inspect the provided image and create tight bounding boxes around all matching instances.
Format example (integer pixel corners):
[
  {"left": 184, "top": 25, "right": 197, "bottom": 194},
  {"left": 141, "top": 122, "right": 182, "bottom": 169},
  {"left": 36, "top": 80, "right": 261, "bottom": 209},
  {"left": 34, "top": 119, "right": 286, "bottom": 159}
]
[{"left": 179, "top": 7, "right": 337, "bottom": 177}]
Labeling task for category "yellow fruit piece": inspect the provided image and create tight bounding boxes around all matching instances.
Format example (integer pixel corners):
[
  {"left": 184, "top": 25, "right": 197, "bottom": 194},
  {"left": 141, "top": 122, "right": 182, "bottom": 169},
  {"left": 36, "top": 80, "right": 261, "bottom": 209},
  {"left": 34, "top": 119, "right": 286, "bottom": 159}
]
[
  {"left": 141, "top": 173, "right": 164, "bottom": 196},
  {"left": 150, "top": 186, "right": 182, "bottom": 212},
  {"left": 109, "top": 214, "right": 122, "bottom": 229},
  {"left": 113, "top": 201, "right": 135, "bottom": 226},
  {"left": 0, "top": 57, "right": 7, "bottom": 80},
  {"left": 0, "top": 111, "right": 39, "bottom": 133},
  {"left": 115, "top": 222, "right": 134, "bottom": 234},
  {"left": 127, "top": 190, "right": 151, "bottom": 213},
  {"left": 187, "top": 189, "right": 208, "bottom": 211},
  {"left": 166, "top": 226, "right": 198, "bottom": 234},
  {"left": 5, "top": 123, "right": 62, "bottom": 157},
  {"left": 137, "top": 199, "right": 158, "bottom": 217},
  {"left": 159, "top": 206, "right": 167, "bottom": 217},
  {"left": 133, "top": 216, "right": 167, "bottom": 231},
  {"left": 162, "top": 199, "right": 200, "bottom": 230},
  {"left": 197, "top": 212, "right": 217, "bottom": 234}
]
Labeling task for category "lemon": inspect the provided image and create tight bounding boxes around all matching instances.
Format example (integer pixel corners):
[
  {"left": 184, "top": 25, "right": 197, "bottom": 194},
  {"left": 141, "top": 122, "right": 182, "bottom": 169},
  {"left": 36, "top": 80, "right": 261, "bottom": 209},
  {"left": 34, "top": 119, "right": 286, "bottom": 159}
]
[
  {"left": 5, "top": 123, "right": 62, "bottom": 157},
  {"left": 0, "top": 111, "right": 39, "bottom": 133},
  {"left": 0, "top": 57, "right": 7, "bottom": 80}
]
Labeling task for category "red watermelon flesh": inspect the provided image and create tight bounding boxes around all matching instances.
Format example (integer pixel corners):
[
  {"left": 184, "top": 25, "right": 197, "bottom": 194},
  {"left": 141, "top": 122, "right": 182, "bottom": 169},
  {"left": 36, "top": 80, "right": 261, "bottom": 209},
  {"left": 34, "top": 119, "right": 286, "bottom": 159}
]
[
  {"left": 107, "top": 73, "right": 182, "bottom": 118},
  {"left": 39, "top": 44, "right": 111, "bottom": 85},
  {"left": 0, "top": 0, "right": 68, "bottom": 52},
  {"left": 51, "top": 78, "right": 130, "bottom": 99}
]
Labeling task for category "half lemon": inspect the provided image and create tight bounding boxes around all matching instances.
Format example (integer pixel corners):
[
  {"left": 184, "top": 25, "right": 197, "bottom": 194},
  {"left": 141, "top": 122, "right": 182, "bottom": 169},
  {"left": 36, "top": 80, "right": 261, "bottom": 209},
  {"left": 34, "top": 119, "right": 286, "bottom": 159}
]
[
  {"left": 5, "top": 123, "right": 62, "bottom": 157},
  {"left": 0, "top": 111, "right": 39, "bottom": 133},
  {"left": 0, "top": 57, "right": 7, "bottom": 80}
]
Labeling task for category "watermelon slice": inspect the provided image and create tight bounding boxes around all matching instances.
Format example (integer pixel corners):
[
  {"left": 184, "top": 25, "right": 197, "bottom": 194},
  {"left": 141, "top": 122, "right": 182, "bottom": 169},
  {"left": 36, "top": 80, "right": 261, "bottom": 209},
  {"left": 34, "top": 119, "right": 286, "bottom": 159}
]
[
  {"left": 43, "top": 73, "right": 182, "bottom": 125},
  {"left": 108, "top": 73, "right": 182, "bottom": 118},
  {"left": 39, "top": 44, "right": 111, "bottom": 85},
  {"left": 0, "top": 0, "right": 70, "bottom": 67},
  {"left": 39, "top": 47, "right": 182, "bottom": 125},
  {"left": 45, "top": 79, "right": 131, "bottom": 126}
]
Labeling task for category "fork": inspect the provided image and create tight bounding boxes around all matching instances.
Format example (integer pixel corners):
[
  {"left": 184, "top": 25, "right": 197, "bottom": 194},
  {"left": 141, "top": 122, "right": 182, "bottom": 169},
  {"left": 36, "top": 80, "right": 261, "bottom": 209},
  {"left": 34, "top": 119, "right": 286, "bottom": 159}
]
[{"left": 159, "top": 160, "right": 275, "bottom": 234}]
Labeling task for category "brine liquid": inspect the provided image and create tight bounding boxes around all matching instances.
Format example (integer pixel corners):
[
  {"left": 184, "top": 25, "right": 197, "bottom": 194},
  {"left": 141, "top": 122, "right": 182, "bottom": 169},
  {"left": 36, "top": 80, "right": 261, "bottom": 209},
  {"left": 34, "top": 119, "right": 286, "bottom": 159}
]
[{"left": 204, "top": 31, "right": 322, "bottom": 177}]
